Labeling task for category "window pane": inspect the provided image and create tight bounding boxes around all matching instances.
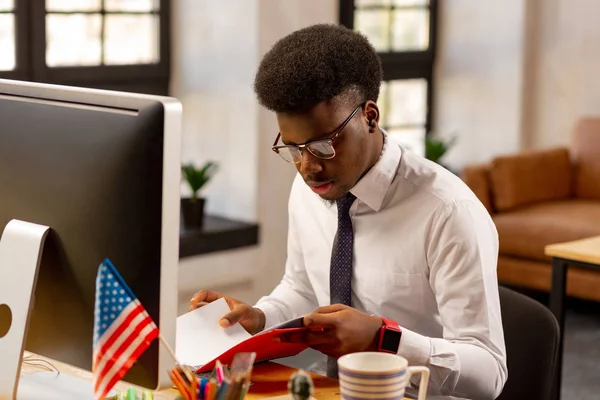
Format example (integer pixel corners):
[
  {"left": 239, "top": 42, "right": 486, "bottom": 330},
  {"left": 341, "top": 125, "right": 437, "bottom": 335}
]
[
  {"left": 0, "top": 14, "right": 15, "bottom": 70},
  {"left": 0, "top": 0, "right": 12, "bottom": 11},
  {"left": 46, "top": 14, "right": 102, "bottom": 66},
  {"left": 104, "top": 15, "right": 159, "bottom": 65},
  {"left": 388, "top": 128, "right": 425, "bottom": 157},
  {"left": 46, "top": 0, "right": 101, "bottom": 11},
  {"left": 392, "top": 9, "right": 429, "bottom": 51},
  {"left": 387, "top": 79, "right": 427, "bottom": 127},
  {"left": 378, "top": 81, "right": 389, "bottom": 125},
  {"left": 105, "top": 0, "right": 159, "bottom": 11},
  {"left": 354, "top": 9, "right": 390, "bottom": 52},
  {"left": 392, "top": 0, "right": 429, "bottom": 5},
  {"left": 356, "top": 0, "right": 391, "bottom": 6}
]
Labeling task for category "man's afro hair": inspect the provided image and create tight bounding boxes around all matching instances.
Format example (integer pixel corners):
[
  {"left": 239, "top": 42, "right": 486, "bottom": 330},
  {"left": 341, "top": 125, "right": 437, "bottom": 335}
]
[{"left": 253, "top": 24, "right": 383, "bottom": 113}]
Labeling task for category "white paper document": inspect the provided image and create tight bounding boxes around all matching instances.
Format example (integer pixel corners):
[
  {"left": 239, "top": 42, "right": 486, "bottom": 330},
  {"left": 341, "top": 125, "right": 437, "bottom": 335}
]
[{"left": 175, "top": 297, "right": 251, "bottom": 368}]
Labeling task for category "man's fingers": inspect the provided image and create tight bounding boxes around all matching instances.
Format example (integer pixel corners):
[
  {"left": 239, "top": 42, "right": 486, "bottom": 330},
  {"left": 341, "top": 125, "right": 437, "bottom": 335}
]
[
  {"left": 314, "top": 304, "right": 347, "bottom": 314},
  {"left": 189, "top": 290, "right": 222, "bottom": 309},
  {"left": 303, "top": 312, "right": 338, "bottom": 328},
  {"left": 220, "top": 304, "right": 253, "bottom": 327}
]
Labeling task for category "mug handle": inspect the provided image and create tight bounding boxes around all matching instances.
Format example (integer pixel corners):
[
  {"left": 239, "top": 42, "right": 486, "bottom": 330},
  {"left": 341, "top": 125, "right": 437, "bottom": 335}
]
[{"left": 407, "top": 366, "right": 430, "bottom": 400}]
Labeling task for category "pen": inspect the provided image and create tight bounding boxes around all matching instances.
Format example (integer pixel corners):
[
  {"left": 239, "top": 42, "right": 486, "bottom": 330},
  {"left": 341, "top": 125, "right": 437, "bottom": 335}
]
[
  {"left": 207, "top": 379, "right": 218, "bottom": 400},
  {"left": 199, "top": 377, "right": 208, "bottom": 400},
  {"left": 215, "top": 360, "right": 224, "bottom": 384},
  {"left": 215, "top": 378, "right": 230, "bottom": 400}
]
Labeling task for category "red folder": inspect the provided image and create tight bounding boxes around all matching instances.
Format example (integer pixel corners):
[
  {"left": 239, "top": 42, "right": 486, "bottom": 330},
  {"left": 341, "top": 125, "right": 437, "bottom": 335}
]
[
  {"left": 193, "top": 328, "right": 308, "bottom": 373},
  {"left": 192, "top": 317, "right": 309, "bottom": 373}
]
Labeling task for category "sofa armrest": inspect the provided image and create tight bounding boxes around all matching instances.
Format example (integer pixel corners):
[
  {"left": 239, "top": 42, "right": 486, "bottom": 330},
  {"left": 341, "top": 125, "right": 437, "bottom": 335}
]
[
  {"left": 461, "top": 164, "right": 494, "bottom": 214},
  {"left": 489, "top": 147, "right": 572, "bottom": 212}
]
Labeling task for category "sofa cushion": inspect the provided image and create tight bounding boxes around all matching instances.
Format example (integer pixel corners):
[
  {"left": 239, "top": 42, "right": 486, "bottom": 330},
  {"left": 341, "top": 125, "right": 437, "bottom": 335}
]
[
  {"left": 493, "top": 199, "right": 600, "bottom": 262},
  {"left": 489, "top": 147, "right": 572, "bottom": 212},
  {"left": 571, "top": 118, "right": 600, "bottom": 200},
  {"left": 461, "top": 163, "right": 494, "bottom": 214}
]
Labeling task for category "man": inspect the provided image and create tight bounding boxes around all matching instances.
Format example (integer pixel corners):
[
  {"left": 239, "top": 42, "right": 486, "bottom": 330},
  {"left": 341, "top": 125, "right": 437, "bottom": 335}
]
[{"left": 190, "top": 24, "right": 507, "bottom": 399}]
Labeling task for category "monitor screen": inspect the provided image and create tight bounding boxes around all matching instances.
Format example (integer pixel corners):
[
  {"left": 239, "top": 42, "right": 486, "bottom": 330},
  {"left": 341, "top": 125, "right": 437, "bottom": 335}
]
[{"left": 0, "top": 79, "right": 181, "bottom": 390}]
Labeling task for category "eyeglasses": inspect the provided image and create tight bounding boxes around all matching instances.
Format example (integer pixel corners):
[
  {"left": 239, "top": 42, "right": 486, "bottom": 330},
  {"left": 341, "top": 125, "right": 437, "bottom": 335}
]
[{"left": 271, "top": 102, "right": 365, "bottom": 164}]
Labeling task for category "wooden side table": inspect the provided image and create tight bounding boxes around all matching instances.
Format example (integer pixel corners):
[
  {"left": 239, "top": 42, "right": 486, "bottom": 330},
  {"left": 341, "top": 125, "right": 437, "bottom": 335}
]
[{"left": 545, "top": 235, "right": 600, "bottom": 400}]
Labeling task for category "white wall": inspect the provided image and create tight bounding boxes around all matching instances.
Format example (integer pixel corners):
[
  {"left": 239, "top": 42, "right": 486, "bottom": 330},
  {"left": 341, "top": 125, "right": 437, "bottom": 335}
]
[
  {"left": 433, "top": 0, "right": 527, "bottom": 169},
  {"left": 171, "top": 0, "right": 259, "bottom": 222},
  {"left": 172, "top": 0, "right": 338, "bottom": 311},
  {"left": 529, "top": 0, "right": 600, "bottom": 148},
  {"left": 435, "top": 0, "right": 600, "bottom": 168}
]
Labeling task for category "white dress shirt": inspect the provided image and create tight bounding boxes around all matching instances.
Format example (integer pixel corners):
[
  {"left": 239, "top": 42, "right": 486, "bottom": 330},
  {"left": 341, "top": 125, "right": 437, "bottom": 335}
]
[{"left": 254, "top": 135, "right": 507, "bottom": 400}]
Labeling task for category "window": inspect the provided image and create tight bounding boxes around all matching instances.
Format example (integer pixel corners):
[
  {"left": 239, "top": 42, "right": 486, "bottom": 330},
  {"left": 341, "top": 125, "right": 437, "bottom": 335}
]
[
  {"left": 0, "top": 0, "right": 170, "bottom": 95},
  {"left": 339, "top": 0, "right": 437, "bottom": 156},
  {"left": 0, "top": 0, "right": 15, "bottom": 71}
]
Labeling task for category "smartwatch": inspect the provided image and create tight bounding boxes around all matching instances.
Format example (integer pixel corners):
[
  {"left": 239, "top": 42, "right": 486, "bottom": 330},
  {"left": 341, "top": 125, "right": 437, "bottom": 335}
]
[{"left": 377, "top": 317, "right": 402, "bottom": 354}]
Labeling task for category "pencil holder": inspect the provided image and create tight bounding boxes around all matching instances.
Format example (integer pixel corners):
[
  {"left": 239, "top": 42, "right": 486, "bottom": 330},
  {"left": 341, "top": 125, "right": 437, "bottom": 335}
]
[{"left": 169, "top": 352, "right": 256, "bottom": 400}]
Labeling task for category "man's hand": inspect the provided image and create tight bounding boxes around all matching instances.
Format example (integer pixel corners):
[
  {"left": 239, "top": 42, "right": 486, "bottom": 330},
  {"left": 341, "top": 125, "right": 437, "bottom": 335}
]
[
  {"left": 189, "top": 290, "right": 266, "bottom": 335},
  {"left": 280, "top": 304, "right": 383, "bottom": 358}
]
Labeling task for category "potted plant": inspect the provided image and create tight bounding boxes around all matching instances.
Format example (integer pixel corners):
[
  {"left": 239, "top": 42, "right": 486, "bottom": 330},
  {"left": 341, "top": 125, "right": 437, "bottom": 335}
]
[
  {"left": 181, "top": 161, "right": 218, "bottom": 229},
  {"left": 425, "top": 133, "right": 457, "bottom": 171}
]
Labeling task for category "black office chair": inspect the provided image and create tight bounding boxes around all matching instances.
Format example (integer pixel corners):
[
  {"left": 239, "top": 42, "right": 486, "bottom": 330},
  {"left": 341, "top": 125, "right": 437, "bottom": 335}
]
[{"left": 496, "top": 286, "right": 560, "bottom": 400}]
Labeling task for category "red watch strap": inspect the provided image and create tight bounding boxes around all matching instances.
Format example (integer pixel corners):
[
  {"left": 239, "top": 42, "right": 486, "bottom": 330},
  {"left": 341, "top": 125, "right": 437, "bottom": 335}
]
[
  {"left": 378, "top": 317, "right": 401, "bottom": 353},
  {"left": 381, "top": 317, "right": 400, "bottom": 332}
]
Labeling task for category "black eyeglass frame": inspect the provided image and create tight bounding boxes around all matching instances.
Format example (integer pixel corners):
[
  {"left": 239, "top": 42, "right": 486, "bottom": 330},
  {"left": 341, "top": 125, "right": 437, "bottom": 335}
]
[{"left": 271, "top": 102, "right": 366, "bottom": 163}]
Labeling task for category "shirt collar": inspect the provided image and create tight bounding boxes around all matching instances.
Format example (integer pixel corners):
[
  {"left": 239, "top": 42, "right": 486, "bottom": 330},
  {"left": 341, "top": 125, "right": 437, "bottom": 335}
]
[{"left": 350, "top": 130, "right": 401, "bottom": 212}]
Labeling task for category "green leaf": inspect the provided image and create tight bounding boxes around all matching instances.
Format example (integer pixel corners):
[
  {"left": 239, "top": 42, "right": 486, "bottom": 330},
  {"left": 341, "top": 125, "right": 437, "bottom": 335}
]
[
  {"left": 425, "top": 134, "right": 457, "bottom": 164},
  {"left": 181, "top": 161, "right": 219, "bottom": 200}
]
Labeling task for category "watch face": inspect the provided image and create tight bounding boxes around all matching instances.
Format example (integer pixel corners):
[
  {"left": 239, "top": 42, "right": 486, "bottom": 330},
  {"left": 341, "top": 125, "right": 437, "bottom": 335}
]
[{"left": 382, "top": 328, "right": 402, "bottom": 352}]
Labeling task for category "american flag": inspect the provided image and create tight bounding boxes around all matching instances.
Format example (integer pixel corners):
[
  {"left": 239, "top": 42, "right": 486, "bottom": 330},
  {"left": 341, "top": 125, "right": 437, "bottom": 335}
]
[{"left": 92, "top": 259, "right": 159, "bottom": 400}]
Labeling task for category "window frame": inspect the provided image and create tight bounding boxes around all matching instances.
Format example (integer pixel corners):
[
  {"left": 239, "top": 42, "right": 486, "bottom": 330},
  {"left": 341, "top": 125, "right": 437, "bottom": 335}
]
[
  {"left": 0, "top": 0, "right": 30, "bottom": 80},
  {"left": 0, "top": 0, "right": 170, "bottom": 95},
  {"left": 339, "top": 0, "right": 438, "bottom": 134}
]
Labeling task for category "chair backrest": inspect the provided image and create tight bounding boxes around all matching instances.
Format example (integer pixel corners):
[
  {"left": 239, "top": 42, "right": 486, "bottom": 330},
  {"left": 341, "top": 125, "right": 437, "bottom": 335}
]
[{"left": 496, "top": 286, "right": 560, "bottom": 400}]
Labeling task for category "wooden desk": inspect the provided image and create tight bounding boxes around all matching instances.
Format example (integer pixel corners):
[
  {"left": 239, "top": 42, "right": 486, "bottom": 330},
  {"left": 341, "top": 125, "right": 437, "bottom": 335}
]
[
  {"left": 545, "top": 235, "right": 600, "bottom": 400},
  {"left": 19, "top": 352, "right": 346, "bottom": 399},
  {"left": 545, "top": 235, "right": 600, "bottom": 265}
]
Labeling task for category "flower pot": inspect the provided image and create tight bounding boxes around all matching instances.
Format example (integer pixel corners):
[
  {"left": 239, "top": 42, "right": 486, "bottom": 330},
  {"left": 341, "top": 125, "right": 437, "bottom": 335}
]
[{"left": 181, "top": 197, "right": 205, "bottom": 229}]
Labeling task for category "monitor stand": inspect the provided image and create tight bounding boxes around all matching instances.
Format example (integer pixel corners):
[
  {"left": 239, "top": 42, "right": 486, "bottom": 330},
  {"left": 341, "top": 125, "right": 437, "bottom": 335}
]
[{"left": 0, "top": 219, "right": 106, "bottom": 400}]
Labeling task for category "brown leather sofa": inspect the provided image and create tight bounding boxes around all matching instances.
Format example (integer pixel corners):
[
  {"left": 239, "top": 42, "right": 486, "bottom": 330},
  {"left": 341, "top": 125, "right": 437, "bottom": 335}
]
[{"left": 462, "top": 118, "right": 600, "bottom": 302}]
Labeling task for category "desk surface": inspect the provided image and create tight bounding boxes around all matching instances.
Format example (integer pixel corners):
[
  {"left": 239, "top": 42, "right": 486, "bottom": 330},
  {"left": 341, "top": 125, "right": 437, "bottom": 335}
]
[
  {"left": 20, "top": 352, "right": 349, "bottom": 399},
  {"left": 545, "top": 235, "right": 600, "bottom": 265}
]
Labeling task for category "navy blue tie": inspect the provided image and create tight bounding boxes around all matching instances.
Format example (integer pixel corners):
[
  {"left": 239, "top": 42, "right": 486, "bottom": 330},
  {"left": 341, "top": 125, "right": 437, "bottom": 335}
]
[{"left": 327, "top": 192, "right": 356, "bottom": 377}]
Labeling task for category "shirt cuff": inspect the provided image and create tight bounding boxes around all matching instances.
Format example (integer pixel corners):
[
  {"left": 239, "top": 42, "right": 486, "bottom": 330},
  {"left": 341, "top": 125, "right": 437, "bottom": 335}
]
[
  {"left": 398, "top": 326, "right": 431, "bottom": 366},
  {"left": 253, "top": 301, "right": 284, "bottom": 331}
]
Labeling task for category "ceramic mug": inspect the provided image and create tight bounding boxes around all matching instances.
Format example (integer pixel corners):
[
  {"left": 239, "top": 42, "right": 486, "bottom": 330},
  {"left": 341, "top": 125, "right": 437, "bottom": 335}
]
[{"left": 337, "top": 352, "right": 429, "bottom": 400}]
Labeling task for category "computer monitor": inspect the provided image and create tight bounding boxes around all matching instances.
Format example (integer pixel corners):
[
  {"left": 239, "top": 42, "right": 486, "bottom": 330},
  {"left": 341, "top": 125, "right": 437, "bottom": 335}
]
[{"left": 0, "top": 78, "right": 182, "bottom": 391}]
